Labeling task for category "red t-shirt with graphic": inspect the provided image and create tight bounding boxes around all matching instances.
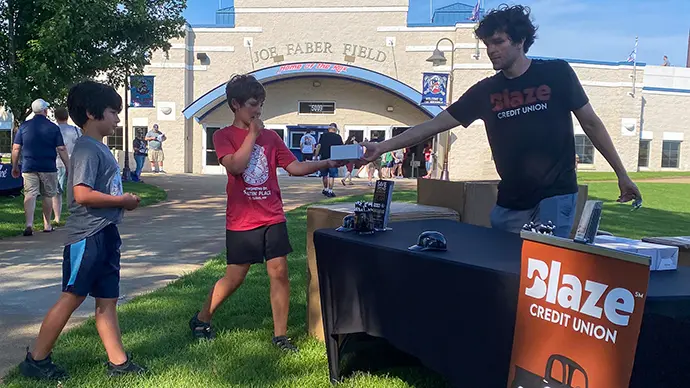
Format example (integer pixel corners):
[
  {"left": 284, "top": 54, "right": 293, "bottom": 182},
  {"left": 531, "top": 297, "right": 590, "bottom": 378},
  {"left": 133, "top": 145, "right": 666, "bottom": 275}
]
[{"left": 213, "top": 125, "right": 297, "bottom": 231}]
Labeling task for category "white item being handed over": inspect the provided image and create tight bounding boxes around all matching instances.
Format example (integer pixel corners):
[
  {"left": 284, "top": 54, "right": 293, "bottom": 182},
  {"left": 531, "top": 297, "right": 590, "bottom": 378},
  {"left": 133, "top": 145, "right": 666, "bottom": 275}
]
[{"left": 330, "top": 144, "right": 364, "bottom": 161}]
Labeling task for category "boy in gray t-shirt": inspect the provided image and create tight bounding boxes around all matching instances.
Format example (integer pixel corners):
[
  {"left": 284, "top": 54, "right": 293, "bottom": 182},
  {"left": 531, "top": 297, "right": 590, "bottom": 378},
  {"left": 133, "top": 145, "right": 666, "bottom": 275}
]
[{"left": 18, "top": 81, "right": 146, "bottom": 381}]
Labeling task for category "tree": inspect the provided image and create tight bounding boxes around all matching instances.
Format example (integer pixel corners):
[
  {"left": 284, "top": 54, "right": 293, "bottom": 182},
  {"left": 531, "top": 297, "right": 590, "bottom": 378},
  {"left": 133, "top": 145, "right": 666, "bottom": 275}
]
[{"left": 0, "top": 0, "right": 187, "bottom": 127}]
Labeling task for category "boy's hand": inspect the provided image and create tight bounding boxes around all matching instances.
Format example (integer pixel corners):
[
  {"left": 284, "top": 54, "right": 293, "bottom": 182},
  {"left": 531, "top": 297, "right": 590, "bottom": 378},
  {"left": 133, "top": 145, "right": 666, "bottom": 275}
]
[
  {"left": 249, "top": 118, "right": 264, "bottom": 137},
  {"left": 122, "top": 193, "right": 141, "bottom": 211}
]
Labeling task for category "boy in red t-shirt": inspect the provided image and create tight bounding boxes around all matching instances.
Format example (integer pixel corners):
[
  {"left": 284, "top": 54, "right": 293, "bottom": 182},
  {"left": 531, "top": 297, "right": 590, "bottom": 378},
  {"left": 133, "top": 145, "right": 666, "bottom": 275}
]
[{"left": 189, "top": 74, "right": 344, "bottom": 352}]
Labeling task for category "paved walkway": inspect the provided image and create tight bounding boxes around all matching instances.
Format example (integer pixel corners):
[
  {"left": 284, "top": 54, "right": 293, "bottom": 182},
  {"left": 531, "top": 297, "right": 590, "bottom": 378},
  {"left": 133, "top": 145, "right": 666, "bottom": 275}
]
[{"left": 0, "top": 173, "right": 416, "bottom": 378}]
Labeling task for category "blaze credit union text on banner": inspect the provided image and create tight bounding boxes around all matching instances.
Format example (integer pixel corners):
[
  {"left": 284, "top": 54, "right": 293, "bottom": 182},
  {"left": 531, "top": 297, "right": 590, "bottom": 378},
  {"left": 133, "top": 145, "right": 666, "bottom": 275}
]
[
  {"left": 507, "top": 237, "right": 650, "bottom": 388},
  {"left": 421, "top": 73, "right": 449, "bottom": 106}
]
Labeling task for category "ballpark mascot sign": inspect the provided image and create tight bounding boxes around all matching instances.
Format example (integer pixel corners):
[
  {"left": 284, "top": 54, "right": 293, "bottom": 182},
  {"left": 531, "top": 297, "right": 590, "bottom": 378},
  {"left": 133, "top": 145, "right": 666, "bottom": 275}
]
[{"left": 421, "top": 72, "right": 449, "bottom": 106}]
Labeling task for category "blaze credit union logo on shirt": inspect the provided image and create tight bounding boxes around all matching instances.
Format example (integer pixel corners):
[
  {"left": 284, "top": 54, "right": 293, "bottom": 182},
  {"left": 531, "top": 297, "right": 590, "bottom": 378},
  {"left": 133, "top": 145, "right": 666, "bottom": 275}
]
[
  {"left": 490, "top": 84, "right": 551, "bottom": 120},
  {"left": 507, "top": 238, "right": 650, "bottom": 388}
]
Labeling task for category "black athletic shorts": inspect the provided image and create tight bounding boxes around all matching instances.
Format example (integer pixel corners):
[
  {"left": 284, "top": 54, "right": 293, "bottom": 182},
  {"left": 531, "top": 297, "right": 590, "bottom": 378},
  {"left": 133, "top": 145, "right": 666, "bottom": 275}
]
[{"left": 226, "top": 222, "right": 293, "bottom": 265}]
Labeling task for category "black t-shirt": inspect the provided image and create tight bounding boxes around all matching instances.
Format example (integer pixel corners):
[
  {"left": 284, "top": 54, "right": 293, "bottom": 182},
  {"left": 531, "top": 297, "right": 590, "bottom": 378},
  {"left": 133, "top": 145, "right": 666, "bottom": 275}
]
[
  {"left": 318, "top": 131, "right": 343, "bottom": 159},
  {"left": 446, "top": 59, "right": 589, "bottom": 210}
]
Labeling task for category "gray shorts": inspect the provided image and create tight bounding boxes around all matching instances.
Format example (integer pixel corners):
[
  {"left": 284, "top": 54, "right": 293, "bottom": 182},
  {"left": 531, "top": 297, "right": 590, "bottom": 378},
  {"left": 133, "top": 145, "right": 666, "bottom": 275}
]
[
  {"left": 22, "top": 172, "right": 58, "bottom": 198},
  {"left": 490, "top": 193, "right": 578, "bottom": 238}
]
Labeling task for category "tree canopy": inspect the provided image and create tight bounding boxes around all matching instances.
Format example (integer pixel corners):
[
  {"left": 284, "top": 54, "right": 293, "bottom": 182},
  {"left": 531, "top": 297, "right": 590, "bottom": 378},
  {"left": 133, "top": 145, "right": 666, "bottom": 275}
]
[{"left": 0, "top": 0, "right": 187, "bottom": 126}]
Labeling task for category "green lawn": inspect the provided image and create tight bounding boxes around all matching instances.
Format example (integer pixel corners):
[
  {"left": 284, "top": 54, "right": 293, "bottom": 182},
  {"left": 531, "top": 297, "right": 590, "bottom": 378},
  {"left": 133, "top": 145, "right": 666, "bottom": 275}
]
[
  {"left": 2, "top": 182, "right": 688, "bottom": 387},
  {"left": 0, "top": 181, "right": 167, "bottom": 239},
  {"left": 578, "top": 171, "right": 690, "bottom": 181}
]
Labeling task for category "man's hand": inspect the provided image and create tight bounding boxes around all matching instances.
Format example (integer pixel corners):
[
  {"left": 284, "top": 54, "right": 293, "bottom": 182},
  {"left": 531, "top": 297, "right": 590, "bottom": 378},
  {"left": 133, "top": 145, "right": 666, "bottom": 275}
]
[
  {"left": 327, "top": 159, "right": 347, "bottom": 169},
  {"left": 617, "top": 174, "right": 642, "bottom": 203},
  {"left": 359, "top": 141, "right": 382, "bottom": 162},
  {"left": 122, "top": 193, "right": 141, "bottom": 211},
  {"left": 11, "top": 167, "right": 20, "bottom": 179},
  {"left": 249, "top": 118, "right": 264, "bottom": 138}
]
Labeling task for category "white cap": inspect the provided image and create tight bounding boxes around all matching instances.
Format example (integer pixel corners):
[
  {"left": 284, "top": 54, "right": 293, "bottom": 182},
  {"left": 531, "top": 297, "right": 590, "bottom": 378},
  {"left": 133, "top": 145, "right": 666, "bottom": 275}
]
[{"left": 31, "top": 99, "right": 50, "bottom": 114}]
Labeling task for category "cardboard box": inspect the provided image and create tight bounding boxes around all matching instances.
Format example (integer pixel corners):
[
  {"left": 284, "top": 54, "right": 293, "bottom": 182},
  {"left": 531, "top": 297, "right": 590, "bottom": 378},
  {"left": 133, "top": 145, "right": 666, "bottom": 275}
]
[
  {"left": 307, "top": 202, "right": 460, "bottom": 341},
  {"left": 641, "top": 236, "right": 690, "bottom": 267},
  {"left": 416, "top": 179, "right": 589, "bottom": 238},
  {"left": 594, "top": 235, "right": 679, "bottom": 271},
  {"left": 330, "top": 144, "right": 363, "bottom": 161}
]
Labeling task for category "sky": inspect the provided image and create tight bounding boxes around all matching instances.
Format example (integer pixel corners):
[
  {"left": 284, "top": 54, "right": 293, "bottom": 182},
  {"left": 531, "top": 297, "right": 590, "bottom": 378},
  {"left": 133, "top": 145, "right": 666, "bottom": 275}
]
[{"left": 183, "top": 0, "right": 689, "bottom": 66}]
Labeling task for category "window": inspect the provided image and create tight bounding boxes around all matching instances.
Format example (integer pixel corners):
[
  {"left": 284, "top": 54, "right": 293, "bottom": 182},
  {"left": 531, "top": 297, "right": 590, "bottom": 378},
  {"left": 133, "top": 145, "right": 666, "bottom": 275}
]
[
  {"left": 206, "top": 127, "right": 221, "bottom": 166},
  {"left": 107, "top": 126, "right": 123, "bottom": 150},
  {"left": 574, "top": 135, "right": 594, "bottom": 164},
  {"left": 0, "top": 130, "right": 11, "bottom": 154},
  {"left": 638, "top": 140, "right": 650, "bottom": 168},
  {"left": 370, "top": 130, "right": 387, "bottom": 142},
  {"left": 661, "top": 141, "right": 680, "bottom": 168},
  {"left": 346, "top": 130, "right": 364, "bottom": 143},
  {"left": 290, "top": 132, "right": 304, "bottom": 149}
]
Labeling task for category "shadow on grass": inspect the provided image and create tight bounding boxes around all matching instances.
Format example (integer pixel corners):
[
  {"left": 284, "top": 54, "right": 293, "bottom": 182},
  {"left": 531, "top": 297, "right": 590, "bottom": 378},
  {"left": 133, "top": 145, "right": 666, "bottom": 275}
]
[{"left": 2, "top": 190, "right": 441, "bottom": 388}]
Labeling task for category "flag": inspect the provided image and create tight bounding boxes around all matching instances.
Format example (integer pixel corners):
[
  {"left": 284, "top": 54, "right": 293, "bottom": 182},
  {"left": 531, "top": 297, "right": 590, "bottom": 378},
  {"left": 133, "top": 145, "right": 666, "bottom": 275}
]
[
  {"left": 468, "top": 0, "right": 481, "bottom": 21},
  {"left": 626, "top": 37, "right": 638, "bottom": 63}
]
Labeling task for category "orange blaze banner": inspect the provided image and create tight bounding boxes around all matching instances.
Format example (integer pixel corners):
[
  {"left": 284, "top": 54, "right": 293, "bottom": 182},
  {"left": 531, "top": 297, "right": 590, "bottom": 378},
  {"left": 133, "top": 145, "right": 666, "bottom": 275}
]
[{"left": 507, "top": 239, "right": 650, "bottom": 388}]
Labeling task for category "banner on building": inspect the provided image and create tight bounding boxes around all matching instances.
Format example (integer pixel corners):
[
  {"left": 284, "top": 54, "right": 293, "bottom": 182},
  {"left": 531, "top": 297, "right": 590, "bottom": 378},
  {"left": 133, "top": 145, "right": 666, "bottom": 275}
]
[
  {"left": 421, "top": 72, "right": 449, "bottom": 106},
  {"left": 130, "top": 75, "right": 155, "bottom": 107},
  {"left": 507, "top": 236, "right": 650, "bottom": 388}
]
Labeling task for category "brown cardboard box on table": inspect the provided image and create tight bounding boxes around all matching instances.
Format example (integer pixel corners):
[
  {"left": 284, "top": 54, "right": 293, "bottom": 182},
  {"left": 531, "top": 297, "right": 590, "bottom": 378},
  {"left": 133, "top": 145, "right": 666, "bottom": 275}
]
[
  {"left": 417, "top": 178, "right": 589, "bottom": 238},
  {"left": 307, "top": 202, "right": 460, "bottom": 341}
]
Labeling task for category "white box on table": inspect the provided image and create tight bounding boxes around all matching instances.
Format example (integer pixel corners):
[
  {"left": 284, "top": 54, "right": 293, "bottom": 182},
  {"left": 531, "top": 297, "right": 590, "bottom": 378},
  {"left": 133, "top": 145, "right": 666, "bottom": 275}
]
[
  {"left": 594, "top": 235, "right": 678, "bottom": 271},
  {"left": 330, "top": 144, "right": 363, "bottom": 161}
]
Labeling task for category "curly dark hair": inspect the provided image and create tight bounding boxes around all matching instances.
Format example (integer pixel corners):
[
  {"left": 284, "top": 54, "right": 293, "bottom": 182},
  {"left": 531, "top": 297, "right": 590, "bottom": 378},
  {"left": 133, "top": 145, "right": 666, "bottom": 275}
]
[
  {"left": 225, "top": 74, "right": 266, "bottom": 112},
  {"left": 475, "top": 4, "right": 538, "bottom": 53}
]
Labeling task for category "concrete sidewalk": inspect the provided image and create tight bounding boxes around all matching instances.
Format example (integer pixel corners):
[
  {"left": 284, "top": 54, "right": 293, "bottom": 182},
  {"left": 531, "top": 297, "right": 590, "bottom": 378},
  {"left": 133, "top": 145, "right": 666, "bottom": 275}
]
[{"left": 0, "top": 173, "right": 416, "bottom": 378}]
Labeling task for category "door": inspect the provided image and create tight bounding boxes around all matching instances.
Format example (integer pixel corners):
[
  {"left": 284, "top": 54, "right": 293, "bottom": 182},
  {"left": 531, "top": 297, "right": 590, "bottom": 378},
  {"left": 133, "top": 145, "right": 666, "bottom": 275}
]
[{"left": 202, "top": 126, "right": 225, "bottom": 174}]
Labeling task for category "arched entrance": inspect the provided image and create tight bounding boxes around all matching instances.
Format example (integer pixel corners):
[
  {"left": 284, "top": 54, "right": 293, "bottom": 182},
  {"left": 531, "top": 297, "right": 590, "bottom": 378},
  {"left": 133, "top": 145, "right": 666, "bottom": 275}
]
[{"left": 183, "top": 62, "right": 442, "bottom": 175}]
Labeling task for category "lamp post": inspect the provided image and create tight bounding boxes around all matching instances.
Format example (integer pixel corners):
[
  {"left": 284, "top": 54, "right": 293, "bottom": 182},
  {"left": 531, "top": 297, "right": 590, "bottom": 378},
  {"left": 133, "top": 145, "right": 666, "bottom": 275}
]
[
  {"left": 426, "top": 37, "right": 454, "bottom": 181},
  {"left": 122, "top": 73, "right": 132, "bottom": 182}
]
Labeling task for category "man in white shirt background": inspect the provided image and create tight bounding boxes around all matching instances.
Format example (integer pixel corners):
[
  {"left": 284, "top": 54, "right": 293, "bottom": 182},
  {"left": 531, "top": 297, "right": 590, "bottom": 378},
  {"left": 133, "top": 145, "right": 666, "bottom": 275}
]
[
  {"left": 53, "top": 107, "right": 81, "bottom": 224},
  {"left": 299, "top": 130, "right": 316, "bottom": 161}
]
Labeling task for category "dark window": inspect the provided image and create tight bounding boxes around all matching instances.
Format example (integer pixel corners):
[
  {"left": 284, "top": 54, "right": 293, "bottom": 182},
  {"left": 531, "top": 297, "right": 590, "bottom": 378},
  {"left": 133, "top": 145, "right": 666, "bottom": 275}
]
[
  {"left": 107, "top": 126, "right": 123, "bottom": 150},
  {"left": 661, "top": 141, "right": 680, "bottom": 168},
  {"left": 134, "top": 126, "right": 148, "bottom": 140},
  {"left": 290, "top": 132, "right": 304, "bottom": 149},
  {"left": 0, "top": 131, "right": 11, "bottom": 153},
  {"left": 206, "top": 127, "right": 221, "bottom": 166},
  {"left": 574, "top": 134, "right": 594, "bottom": 164},
  {"left": 347, "top": 130, "right": 364, "bottom": 143},
  {"left": 638, "top": 140, "right": 650, "bottom": 168}
]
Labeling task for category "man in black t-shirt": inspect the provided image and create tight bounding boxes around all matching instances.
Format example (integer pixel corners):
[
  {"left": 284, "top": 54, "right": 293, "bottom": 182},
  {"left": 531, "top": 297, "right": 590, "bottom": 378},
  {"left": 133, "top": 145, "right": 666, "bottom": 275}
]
[
  {"left": 315, "top": 123, "right": 343, "bottom": 197},
  {"left": 360, "top": 4, "right": 641, "bottom": 238}
]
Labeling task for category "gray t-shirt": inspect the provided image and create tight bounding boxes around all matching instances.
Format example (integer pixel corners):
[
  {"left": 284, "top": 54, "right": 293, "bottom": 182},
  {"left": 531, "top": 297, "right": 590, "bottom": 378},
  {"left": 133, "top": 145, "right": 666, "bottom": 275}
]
[
  {"left": 146, "top": 130, "right": 163, "bottom": 150},
  {"left": 56, "top": 123, "right": 82, "bottom": 169},
  {"left": 65, "top": 136, "right": 124, "bottom": 245}
]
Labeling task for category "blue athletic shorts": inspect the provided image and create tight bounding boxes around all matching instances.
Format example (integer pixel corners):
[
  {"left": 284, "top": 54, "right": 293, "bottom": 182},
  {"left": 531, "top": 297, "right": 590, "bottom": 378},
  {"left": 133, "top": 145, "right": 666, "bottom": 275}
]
[{"left": 62, "top": 224, "right": 121, "bottom": 298}]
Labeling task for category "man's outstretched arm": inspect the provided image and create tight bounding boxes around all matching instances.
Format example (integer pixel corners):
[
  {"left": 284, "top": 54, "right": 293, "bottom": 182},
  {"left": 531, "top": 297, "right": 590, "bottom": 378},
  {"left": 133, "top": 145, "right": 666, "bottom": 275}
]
[
  {"left": 574, "top": 102, "right": 642, "bottom": 202},
  {"left": 361, "top": 110, "right": 461, "bottom": 161}
]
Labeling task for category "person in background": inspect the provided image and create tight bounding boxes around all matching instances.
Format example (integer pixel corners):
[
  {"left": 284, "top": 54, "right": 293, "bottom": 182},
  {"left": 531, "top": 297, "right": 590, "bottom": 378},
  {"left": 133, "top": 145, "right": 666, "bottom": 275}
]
[
  {"left": 299, "top": 130, "right": 316, "bottom": 161},
  {"left": 381, "top": 151, "right": 394, "bottom": 178},
  {"left": 11, "top": 99, "right": 69, "bottom": 236},
  {"left": 366, "top": 133, "right": 383, "bottom": 186},
  {"left": 53, "top": 107, "right": 82, "bottom": 225},
  {"left": 662, "top": 55, "right": 670, "bottom": 66},
  {"left": 132, "top": 132, "right": 148, "bottom": 182},
  {"left": 145, "top": 124, "right": 166, "bottom": 173},
  {"left": 314, "top": 123, "right": 343, "bottom": 197},
  {"left": 392, "top": 148, "right": 405, "bottom": 178},
  {"left": 340, "top": 136, "right": 357, "bottom": 186},
  {"left": 423, "top": 143, "right": 433, "bottom": 179}
]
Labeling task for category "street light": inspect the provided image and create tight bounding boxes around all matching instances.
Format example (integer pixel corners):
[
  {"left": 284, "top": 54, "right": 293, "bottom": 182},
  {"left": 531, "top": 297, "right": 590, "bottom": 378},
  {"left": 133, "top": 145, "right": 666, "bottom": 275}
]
[{"left": 426, "top": 37, "right": 454, "bottom": 181}]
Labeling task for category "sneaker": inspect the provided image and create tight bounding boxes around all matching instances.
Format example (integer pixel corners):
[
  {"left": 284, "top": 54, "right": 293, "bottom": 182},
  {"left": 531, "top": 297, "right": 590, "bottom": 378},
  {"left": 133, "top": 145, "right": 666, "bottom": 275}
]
[
  {"left": 322, "top": 189, "right": 328, "bottom": 196},
  {"left": 272, "top": 335, "right": 299, "bottom": 352},
  {"left": 23, "top": 227, "right": 33, "bottom": 236},
  {"left": 189, "top": 311, "right": 216, "bottom": 340},
  {"left": 18, "top": 349, "right": 68, "bottom": 381},
  {"left": 106, "top": 353, "right": 147, "bottom": 377}
]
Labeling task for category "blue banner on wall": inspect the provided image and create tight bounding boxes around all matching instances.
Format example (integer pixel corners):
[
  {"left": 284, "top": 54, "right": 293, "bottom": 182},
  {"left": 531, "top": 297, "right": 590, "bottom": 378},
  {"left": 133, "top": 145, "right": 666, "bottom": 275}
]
[
  {"left": 130, "top": 76, "right": 155, "bottom": 107},
  {"left": 0, "top": 163, "right": 23, "bottom": 195},
  {"left": 421, "top": 72, "right": 449, "bottom": 106}
]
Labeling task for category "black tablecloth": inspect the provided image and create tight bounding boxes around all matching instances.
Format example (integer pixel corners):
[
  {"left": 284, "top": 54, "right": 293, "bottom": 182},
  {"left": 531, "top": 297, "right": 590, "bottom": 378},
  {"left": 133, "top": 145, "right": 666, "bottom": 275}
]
[{"left": 314, "top": 219, "right": 690, "bottom": 388}]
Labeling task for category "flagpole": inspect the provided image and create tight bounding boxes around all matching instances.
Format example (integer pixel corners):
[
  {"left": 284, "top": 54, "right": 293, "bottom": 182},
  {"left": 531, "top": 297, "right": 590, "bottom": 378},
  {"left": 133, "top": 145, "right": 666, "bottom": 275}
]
[{"left": 631, "top": 36, "right": 638, "bottom": 97}]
